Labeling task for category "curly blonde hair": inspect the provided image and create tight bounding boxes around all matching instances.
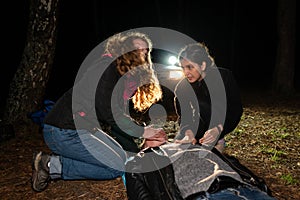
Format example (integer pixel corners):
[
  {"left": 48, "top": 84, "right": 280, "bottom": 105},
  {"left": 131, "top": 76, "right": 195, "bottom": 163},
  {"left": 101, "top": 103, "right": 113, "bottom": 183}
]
[{"left": 104, "top": 31, "right": 162, "bottom": 112}]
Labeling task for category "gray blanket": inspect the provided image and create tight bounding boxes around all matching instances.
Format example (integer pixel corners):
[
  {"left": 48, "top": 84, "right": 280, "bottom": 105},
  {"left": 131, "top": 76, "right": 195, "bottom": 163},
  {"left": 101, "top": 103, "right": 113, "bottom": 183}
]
[{"left": 160, "top": 143, "right": 244, "bottom": 198}]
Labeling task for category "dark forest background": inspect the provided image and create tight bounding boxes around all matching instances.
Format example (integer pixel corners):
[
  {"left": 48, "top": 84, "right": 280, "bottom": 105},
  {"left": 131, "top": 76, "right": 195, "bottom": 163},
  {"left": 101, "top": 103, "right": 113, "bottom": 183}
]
[
  {"left": 0, "top": 2, "right": 298, "bottom": 199},
  {"left": 0, "top": 0, "right": 298, "bottom": 137}
]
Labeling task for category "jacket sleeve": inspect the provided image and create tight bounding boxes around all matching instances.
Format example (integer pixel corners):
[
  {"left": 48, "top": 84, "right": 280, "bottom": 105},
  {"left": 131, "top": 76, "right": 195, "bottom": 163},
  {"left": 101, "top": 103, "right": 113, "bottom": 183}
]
[
  {"left": 221, "top": 69, "right": 243, "bottom": 138},
  {"left": 125, "top": 148, "right": 184, "bottom": 200},
  {"left": 173, "top": 79, "right": 200, "bottom": 140},
  {"left": 95, "top": 61, "right": 144, "bottom": 138},
  {"left": 125, "top": 172, "right": 154, "bottom": 200}
]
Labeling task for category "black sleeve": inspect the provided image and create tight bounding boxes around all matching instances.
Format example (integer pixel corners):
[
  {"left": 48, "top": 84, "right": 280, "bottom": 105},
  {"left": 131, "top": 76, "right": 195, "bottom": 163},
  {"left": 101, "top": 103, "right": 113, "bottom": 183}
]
[
  {"left": 125, "top": 172, "right": 154, "bottom": 200},
  {"left": 221, "top": 69, "right": 243, "bottom": 138},
  {"left": 95, "top": 61, "right": 144, "bottom": 138},
  {"left": 173, "top": 79, "right": 200, "bottom": 140}
]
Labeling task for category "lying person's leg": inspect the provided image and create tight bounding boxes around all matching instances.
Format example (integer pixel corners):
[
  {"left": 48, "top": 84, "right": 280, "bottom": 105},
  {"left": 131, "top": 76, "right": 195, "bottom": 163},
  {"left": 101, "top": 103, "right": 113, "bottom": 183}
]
[{"left": 189, "top": 185, "right": 276, "bottom": 200}]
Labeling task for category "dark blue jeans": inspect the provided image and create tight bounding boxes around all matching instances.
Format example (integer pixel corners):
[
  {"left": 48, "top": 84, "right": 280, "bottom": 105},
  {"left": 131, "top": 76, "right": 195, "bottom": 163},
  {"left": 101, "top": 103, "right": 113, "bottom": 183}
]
[
  {"left": 43, "top": 124, "right": 127, "bottom": 180},
  {"left": 193, "top": 185, "right": 276, "bottom": 200}
]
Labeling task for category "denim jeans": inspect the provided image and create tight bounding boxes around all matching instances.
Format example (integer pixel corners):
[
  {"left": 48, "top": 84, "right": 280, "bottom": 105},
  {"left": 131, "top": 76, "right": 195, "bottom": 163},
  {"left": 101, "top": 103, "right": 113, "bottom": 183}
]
[
  {"left": 192, "top": 185, "right": 276, "bottom": 200},
  {"left": 43, "top": 124, "right": 127, "bottom": 180}
]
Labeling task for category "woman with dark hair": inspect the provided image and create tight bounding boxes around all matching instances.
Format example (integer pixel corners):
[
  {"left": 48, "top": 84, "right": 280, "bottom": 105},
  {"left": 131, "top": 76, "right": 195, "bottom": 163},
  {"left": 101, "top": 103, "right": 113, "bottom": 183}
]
[
  {"left": 31, "top": 31, "right": 167, "bottom": 192},
  {"left": 174, "top": 42, "right": 243, "bottom": 152},
  {"left": 125, "top": 42, "right": 272, "bottom": 200}
]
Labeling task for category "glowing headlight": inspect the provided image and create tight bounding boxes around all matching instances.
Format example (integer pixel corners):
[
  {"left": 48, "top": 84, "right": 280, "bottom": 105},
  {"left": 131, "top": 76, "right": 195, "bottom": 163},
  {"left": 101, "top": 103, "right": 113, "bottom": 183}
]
[{"left": 168, "top": 55, "right": 178, "bottom": 65}]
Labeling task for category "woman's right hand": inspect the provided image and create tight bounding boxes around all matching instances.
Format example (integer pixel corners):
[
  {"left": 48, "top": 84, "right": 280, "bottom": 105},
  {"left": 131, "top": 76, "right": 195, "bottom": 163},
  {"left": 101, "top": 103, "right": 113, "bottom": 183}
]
[
  {"left": 174, "top": 129, "right": 197, "bottom": 145},
  {"left": 142, "top": 126, "right": 167, "bottom": 148}
]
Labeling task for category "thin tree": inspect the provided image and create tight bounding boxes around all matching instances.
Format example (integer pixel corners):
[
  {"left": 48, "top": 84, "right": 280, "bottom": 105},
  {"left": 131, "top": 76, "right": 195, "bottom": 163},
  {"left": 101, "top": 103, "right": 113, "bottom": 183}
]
[
  {"left": 272, "top": 0, "right": 296, "bottom": 95},
  {"left": 3, "top": 0, "right": 60, "bottom": 137}
]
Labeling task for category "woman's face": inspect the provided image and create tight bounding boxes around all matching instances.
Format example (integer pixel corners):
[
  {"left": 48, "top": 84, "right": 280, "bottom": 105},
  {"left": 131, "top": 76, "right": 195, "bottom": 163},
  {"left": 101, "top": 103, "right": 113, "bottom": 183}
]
[
  {"left": 180, "top": 58, "right": 206, "bottom": 83},
  {"left": 132, "top": 38, "right": 149, "bottom": 59}
]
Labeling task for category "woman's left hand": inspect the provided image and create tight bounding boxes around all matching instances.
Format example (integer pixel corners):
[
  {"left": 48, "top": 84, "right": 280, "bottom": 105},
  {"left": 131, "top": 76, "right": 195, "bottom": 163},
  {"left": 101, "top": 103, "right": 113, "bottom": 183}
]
[{"left": 199, "top": 125, "right": 222, "bottom": 145}]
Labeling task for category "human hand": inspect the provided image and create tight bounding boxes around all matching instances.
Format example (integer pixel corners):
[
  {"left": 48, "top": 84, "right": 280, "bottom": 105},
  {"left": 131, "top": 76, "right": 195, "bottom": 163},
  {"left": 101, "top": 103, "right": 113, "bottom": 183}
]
[
  {"left": 143, "top": 126, "right": 167, "bottom": 148},
  {"left": 199, "top": 125, "right": 222, "bottom": 145},
  {"left": 175, "top": 129, "right": 197, "bottom": 145},
  {"left": 143, "top": 126, "right": 166, "bottom": 139}
]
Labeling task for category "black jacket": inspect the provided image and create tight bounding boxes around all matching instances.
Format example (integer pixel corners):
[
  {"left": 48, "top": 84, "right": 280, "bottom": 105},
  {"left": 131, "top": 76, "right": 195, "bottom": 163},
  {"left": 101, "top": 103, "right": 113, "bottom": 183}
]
[
  {"left": 174, "top": 67, "right": 243, "bottom": 140},
  {"left": 125, "top": 147, "right": 183, "bottom": 200},
  {"left": 44, "top": 55, "right": 144, "bottom": 152},
  {"left": 125, "top": 146, "right": 272, "bottom": 200}
]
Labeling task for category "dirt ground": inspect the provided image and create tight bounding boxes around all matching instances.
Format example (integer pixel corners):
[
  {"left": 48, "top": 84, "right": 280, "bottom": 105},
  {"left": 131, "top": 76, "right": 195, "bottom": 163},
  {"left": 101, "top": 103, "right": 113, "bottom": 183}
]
[{"left": 0, "top": 90, "right": 299, "bottom": 200}]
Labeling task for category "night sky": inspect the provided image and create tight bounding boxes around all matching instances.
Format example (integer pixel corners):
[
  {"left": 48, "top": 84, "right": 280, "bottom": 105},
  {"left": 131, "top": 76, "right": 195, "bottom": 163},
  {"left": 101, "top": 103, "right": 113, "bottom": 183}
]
[{"left": 1, "top": 0, "right": 298, "bottom": 108}]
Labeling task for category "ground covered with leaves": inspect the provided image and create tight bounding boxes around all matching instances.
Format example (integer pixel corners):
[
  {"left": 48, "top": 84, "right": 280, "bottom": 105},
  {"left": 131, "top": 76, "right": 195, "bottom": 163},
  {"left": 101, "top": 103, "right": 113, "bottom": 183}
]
[{"left": 0, "top": 90, "right": 299, "bottom": 200}]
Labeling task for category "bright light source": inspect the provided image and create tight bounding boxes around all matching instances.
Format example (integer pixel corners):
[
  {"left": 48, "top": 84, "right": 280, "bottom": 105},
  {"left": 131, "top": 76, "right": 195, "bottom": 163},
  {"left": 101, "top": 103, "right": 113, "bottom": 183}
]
[{"left": 168, "top": 55, "right": 177, "bottom": 65}]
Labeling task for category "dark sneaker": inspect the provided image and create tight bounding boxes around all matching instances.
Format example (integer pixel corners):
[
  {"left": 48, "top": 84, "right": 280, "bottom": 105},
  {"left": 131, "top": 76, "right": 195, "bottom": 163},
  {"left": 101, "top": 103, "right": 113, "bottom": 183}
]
[{"left": 32, "top": 151, "right": 51, "bottom": 192}]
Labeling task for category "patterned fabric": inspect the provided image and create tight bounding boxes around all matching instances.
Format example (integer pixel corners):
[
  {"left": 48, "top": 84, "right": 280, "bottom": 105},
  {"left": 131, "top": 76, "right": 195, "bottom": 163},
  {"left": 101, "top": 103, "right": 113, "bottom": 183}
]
[{"left": 160, "top": 143, "right": 244, "bottom": 198}]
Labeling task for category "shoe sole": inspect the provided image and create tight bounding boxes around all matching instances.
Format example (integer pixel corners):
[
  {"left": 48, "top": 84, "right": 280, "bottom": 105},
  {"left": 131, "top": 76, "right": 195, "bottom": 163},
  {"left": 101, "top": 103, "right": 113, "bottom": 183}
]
[{"left": 32, "top": 151, "right": 44, "bottom": 192}]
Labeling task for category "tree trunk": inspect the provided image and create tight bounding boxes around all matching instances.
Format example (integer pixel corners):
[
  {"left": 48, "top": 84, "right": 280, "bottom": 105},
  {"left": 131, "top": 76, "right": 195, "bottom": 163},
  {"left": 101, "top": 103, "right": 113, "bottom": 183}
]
[
  {"left": 272, "top": 0, "right": 296, "bottom": 95},
  {"left": 3, "top": 0, "right": 60, "bottom": 137}
]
